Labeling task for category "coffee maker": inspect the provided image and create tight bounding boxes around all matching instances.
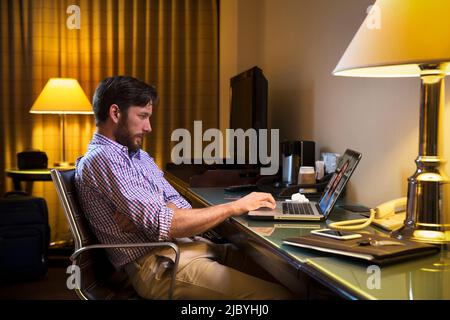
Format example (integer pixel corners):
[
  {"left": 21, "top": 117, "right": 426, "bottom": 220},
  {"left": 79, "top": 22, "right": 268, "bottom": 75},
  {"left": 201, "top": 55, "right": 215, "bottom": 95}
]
[
  {"left": 280, "top": 140, "right": 315, "bottom": 186},
  {"left": 281, "top": 141, "right": 300, "bottom": 186}
]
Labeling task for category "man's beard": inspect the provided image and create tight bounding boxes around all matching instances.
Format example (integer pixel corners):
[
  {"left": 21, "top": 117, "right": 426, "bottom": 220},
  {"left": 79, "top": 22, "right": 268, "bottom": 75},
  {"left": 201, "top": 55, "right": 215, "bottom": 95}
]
[{"left": 113, "top": 118, "right": 143, "bottom": 153}]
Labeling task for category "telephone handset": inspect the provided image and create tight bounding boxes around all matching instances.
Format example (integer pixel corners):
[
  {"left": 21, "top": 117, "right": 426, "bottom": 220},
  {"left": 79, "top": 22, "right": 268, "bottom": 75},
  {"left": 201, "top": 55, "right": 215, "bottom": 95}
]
[
  {"left": 372, "top": 197, "right": 407, "bottom": 231},
  {"left": 328, "top": 197, "right": 407, "bottom": 231}
]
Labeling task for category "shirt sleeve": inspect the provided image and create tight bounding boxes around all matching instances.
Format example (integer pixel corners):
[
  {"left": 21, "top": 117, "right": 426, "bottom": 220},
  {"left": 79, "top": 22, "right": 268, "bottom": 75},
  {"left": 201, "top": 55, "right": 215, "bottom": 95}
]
[
  {"left": 147, "top": 157, "right": 192, "bottom": 209},
  {"left": 161, "top": 176, "right": 192, "bottom": 209},
  {"left": 79, "top": 149, "right": 173, "bottom": 241}
]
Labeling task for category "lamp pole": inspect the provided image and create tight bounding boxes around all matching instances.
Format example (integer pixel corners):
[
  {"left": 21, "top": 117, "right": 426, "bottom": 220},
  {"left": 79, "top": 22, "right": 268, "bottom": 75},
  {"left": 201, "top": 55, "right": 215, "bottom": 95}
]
[
  {"left": 56, "top": 114, "right": 69, "bottom": 167},
  {"left": 393, "top": 64, "right": 450, "bottom": 244}
]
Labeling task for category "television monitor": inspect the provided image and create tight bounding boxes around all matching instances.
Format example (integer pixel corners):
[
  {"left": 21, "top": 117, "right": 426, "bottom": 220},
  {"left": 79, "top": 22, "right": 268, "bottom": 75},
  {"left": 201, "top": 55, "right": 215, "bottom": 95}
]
[
  {"left": 229, "top": 66, "right": 268, "bottom": 166},
  {"left": 229, "top": 66, "right": 268, "bottom": 132}
]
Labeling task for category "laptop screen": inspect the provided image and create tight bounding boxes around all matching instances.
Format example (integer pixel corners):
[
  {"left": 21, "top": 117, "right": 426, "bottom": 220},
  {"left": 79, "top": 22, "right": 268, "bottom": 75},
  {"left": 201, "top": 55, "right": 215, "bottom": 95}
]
[{"left": 318, "top": 149, "right": 362, "bottom": 217}]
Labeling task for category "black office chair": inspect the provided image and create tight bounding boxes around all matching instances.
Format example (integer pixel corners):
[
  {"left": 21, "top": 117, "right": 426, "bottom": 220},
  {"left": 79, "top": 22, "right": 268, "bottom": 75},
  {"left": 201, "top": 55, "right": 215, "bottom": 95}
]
[{"left": 50, "top": 169, "right": 180, "bottom": 300}]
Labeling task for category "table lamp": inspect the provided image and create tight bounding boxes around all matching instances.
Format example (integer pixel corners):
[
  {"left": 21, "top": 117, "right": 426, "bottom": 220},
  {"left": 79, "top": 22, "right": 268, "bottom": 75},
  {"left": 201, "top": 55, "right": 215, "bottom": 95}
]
[
  {"left": 30, "top": 78, "right": 93, "bottom": 167},
  {"left": 333, "top": 0, "right": 450, "bottom": 244}
]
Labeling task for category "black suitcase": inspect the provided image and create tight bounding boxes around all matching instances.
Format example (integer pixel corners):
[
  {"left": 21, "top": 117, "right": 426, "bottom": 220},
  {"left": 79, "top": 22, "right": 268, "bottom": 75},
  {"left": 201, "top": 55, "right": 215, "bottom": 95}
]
[{"left": 0, "top": 192, "right": 50, "bottom": 281}]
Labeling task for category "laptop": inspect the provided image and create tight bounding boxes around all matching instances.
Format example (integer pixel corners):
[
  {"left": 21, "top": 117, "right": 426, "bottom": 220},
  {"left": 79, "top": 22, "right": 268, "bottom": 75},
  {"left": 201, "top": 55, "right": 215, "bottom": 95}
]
[{"left": 247, "top": 149, "right": 362, "bottom": 221}]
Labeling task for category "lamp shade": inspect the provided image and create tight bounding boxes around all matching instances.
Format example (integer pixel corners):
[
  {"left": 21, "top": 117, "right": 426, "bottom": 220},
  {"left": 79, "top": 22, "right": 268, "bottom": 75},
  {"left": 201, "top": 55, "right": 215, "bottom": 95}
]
[
  {"left": 30, "top": 78, "right": 93, "bottom": 114},
  {"left": 333, "top": 0, "right": 450, "bottom": 77}
]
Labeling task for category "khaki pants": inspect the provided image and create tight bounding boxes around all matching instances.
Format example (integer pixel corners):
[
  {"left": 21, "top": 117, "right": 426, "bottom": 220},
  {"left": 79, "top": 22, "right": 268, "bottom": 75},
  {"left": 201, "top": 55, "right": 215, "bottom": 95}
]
[{"left": 124, "top": 237, "right": 293, "bottom": 300}]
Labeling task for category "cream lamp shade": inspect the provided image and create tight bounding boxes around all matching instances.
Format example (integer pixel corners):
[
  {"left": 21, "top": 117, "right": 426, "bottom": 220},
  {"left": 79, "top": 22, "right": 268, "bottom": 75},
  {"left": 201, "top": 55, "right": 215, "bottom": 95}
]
[
  {"left": 333, "top": 0, "right": 450, "bottom": 77},
  {"left": 30, "top": 78, "right": 93, "bottom": 114}
]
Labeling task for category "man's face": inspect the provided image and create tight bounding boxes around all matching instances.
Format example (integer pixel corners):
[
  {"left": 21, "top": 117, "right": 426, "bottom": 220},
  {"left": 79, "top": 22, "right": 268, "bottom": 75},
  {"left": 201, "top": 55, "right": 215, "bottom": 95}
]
[{"left": 114, "top": 103, "right": 153, "bottom": 152}]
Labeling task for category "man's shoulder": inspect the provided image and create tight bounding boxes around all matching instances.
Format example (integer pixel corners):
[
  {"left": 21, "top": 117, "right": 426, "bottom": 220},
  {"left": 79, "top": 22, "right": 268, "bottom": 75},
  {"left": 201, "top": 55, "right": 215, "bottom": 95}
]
[
  {"left": 139, "top": 148, "right": 151, "bottom": 159},
  {"left": 80, "top": 145, "right": 125, "bottom": 167},
  {"left": 139, "top": 150, "right": 163, "bottom": 172},
  {"left": 76, "top": 145, "right": 128, "bottom": 181},
  {"left": 139, "top": 149, "right": 156, "bottom": 164}
]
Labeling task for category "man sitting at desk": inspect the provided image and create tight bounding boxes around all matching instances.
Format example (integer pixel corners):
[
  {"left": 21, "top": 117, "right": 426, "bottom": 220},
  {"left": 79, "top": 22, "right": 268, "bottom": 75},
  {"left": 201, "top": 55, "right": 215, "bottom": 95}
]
[{"left": 75, "top": 76, "right": 293, "bottom": 300}]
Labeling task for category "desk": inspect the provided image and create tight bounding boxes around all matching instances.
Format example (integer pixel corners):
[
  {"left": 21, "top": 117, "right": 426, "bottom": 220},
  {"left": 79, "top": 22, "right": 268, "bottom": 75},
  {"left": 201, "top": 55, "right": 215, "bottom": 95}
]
[{"left": 164, "top": 170, "right": 450, "bottom": 300}]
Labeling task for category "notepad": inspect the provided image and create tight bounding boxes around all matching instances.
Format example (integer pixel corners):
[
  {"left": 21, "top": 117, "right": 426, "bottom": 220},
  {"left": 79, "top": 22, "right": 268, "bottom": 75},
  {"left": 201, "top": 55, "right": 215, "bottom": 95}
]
[{"left": 283, "top": 233, "right": 440, "bottom": 265}]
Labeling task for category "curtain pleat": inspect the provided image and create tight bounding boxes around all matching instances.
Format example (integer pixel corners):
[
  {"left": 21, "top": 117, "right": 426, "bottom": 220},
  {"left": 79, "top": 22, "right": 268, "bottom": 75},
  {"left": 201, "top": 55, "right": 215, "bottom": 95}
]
[{"left": 0, "top": 0, "right": 219, "bottom": 242}]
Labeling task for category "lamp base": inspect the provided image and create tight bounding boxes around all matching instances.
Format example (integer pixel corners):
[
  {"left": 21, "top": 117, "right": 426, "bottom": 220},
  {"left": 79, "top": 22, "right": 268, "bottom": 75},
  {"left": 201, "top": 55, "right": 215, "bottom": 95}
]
[
  {"left": 392, "top": 174, "right": 450, "bottom": 244},
  {"left": 54, "top": 161, "right": 72, "bottom": 168}
]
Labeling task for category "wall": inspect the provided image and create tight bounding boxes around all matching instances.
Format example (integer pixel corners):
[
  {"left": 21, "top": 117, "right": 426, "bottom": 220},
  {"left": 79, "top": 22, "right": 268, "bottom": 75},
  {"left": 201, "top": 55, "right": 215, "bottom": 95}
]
[{"left": 220, "top": 0, "right": 450, "bottom": 207}]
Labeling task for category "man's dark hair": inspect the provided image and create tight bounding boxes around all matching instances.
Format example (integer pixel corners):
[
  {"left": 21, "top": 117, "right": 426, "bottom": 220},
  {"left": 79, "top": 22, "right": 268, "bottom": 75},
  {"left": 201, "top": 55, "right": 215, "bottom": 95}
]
[{"left": 92, "top": 76, "right": 158, "bottom": 125}]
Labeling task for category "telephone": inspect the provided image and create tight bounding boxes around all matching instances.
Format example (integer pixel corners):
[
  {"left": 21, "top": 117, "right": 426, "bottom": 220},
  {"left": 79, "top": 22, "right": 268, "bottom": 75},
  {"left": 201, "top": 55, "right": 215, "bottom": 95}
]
[
  {"left": 371, "top": 197, "right": 407, "bottom": 231},
  {"left": 329, "top": 197, "right": 407, "bottom": 231}
]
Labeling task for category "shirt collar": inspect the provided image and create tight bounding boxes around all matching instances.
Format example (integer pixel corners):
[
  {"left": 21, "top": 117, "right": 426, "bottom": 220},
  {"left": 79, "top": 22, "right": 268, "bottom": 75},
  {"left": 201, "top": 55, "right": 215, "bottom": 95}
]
[{"left": 90, "top": 132, "right": 142, "bottom": 160}]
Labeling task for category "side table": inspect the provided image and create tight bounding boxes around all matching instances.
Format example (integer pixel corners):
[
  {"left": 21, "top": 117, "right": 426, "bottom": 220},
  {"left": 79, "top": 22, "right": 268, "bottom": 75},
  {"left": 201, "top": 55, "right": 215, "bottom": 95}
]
[{"left": 6, "top": 167, "right": 74, "bottom": 192}]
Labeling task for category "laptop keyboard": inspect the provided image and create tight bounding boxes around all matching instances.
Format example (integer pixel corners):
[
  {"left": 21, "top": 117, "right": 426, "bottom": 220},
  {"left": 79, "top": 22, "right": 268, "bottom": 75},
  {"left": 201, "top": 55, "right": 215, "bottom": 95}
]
[{"left": 282, "top": 202, "right": 317, "bottom": 215}]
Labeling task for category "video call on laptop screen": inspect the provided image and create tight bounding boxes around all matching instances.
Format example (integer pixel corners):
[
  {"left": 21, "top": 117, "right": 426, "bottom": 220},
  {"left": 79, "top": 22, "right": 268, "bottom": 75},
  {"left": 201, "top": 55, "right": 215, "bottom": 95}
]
[{"left": 318, "top": 150, "right": 361, "bottom": 217}]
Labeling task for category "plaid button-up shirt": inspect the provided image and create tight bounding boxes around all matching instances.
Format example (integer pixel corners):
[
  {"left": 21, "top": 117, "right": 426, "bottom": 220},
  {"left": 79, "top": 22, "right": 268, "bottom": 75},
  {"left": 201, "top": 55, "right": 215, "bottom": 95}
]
[{"left": 75, "top": 133, "right": 191, "bottom": 269}]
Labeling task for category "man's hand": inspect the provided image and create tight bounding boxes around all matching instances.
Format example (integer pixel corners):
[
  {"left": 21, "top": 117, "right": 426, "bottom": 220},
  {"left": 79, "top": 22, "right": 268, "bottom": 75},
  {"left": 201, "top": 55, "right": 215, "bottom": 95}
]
[
  {"left": 113, "top": 211, "right": 138, "bottom": 233},
  {"left": 167, "top": 194, "right": 275, "bottom": 238},
  {"left": 231, "top": 192, "right": 276, "bottom": 216}
]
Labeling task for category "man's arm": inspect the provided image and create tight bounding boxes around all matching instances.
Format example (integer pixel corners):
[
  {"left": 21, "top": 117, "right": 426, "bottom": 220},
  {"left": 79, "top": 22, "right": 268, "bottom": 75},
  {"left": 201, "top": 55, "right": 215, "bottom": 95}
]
[
  {"left": 168, "top": 192, "right": 276, "bottom": 238},
  {"left": 114, "top": 192, "right": 276, "bottom": 237}
]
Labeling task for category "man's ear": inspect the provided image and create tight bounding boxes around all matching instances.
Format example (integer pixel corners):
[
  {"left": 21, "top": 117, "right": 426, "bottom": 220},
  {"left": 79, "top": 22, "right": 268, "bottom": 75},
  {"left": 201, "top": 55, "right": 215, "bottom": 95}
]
[{"left": 109, "top": 104, "right": 121, "bottom": 124}]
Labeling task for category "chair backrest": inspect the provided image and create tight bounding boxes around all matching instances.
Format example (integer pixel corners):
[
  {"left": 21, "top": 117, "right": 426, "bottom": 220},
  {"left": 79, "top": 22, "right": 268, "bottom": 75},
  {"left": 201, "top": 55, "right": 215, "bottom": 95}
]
[{"left": 51, "top": 169, "right": 138, "bottom": 300}]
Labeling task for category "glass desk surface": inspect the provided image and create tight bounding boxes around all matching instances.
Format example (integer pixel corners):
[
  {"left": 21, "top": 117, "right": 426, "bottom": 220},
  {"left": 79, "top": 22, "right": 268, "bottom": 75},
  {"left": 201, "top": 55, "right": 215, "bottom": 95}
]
[{"left": 190, "top": 187, "right": 450, "bottom": 300}]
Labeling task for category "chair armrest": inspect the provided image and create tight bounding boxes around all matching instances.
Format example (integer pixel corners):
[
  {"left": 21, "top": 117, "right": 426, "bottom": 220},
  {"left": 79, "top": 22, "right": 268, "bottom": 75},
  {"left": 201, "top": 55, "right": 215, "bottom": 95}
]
[
  {"left": 71, "top": 241, "right": 180, "bottom": 300},
  {"left": 70, "top": 242, "right": 179, "bottom": 262}
]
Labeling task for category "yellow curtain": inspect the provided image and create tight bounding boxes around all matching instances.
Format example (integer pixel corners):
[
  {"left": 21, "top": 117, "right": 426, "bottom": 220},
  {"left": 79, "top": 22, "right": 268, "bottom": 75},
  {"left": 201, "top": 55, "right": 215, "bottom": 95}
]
[{"left": 0, "top": 0, "right": 219, "bottom": 243}]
